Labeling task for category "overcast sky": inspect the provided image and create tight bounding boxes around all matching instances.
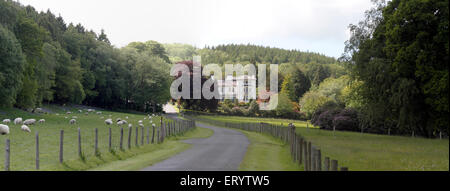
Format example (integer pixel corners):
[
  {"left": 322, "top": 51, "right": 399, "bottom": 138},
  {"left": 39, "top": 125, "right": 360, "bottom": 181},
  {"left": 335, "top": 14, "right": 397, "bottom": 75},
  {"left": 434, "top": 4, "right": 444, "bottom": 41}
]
[{"left": 19, "top": 0, "right": 373, "bottom": 58}]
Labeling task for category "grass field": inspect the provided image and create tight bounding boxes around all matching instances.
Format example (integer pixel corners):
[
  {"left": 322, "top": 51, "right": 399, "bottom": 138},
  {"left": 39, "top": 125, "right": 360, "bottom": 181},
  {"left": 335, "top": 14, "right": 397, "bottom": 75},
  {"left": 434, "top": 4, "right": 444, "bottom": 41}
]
[
  {"left": 237, "top": 130, "right": 303, "bottom": 171},
  {"left": 0, "top": 105, "right": 209, "bottom": 171},
  {"left": 196, "top": 115, "right": 449, "bottom": 171}
]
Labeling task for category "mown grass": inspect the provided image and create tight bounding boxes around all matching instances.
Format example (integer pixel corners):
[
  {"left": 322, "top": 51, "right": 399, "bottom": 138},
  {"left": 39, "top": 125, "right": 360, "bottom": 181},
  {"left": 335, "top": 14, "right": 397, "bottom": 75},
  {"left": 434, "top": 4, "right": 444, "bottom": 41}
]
[
  {"left": 196, "top": 115, "right": 449, "bottom": 171},
  {"left": 0, "top": 105, "right": 208, "bottom": 171},
  {"left": 237, "top": 130, "right": 303, "bottom": 171}
]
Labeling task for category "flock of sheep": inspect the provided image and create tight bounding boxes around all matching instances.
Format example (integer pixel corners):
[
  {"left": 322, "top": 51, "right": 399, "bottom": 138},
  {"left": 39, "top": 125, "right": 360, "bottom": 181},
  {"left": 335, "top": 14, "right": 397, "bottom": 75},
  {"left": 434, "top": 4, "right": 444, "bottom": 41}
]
[
  {"left": 1, "top": 107, "right": 160, "bottom": 136},
  {"left": 0, "top": 118, "right": 43, "bottom": 135}
]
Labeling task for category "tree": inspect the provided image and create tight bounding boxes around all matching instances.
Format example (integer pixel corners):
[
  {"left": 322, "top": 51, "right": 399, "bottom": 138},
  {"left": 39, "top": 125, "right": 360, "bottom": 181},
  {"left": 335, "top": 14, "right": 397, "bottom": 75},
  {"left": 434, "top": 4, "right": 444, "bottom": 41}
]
[
  {"left": 0, "top": 23, "right": 26, "bottom": 107},
  {"left": 345, "top": 0, "right": 449, "bottom": 137}
]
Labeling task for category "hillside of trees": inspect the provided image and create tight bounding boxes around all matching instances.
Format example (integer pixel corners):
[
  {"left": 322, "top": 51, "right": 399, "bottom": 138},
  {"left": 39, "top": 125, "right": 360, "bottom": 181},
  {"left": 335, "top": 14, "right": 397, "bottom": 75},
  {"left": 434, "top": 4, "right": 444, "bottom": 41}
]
[{"left": 0, "top": 0, "right": 171, "bottom": 112}]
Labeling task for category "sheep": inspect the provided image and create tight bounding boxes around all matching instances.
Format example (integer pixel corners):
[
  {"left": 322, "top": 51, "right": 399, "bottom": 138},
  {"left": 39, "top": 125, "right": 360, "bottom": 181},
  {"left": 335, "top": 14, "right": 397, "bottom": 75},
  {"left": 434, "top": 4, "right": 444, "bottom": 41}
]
[
  {"left": 21, "top": 125, "right": 31, "bottom": 133},
  {"left": 0, "top": 124, "right": 10, "bottom": 135},
  {"left": 139, "top": 123, "right": 144, "bottom": 128},
  {"left": 78, "top": 110, "right": 83, "bottom": 113},
  {"left": 138, "top": 120, "right": 143, "bottom": 124},
  {"left": 105, "top": 119, "right": 113, "bottom": 125},
  {"left": 23, "top": 119, "right": 36, "bottom": 125},
  {"left": 34, "top": 108, "right": 44, "bottom": 113},
  {"left": 38, "top": 119, "right": 45, "bottom": 124},
  {"left": 14, "top": 117, "right": 23, "bottom": 125},
  {"left": 66, "top": 111, "right": 72, "bottom": 114},
  {"left": 85, "top": 112, "right": 89, "bottom": 115},
  {"left": 2, "top": 119, "right": 11, "bottom": 124},
  {"left": 121, "top": 120, "right": 128, "bottom": 124},
  {"left": 116, "top": 118, "right": 122, "bottom": 122},
  {"left": 96, "top": 111, "right": 102, "bottom": 115},
  {"left": 69, "top": 119, "right": 76, "bottom": 125},
  {"left": 117, "top": 120, "right": 124, "bottom": 126},
  {"left": 128, "top": 123, "right": 132, "bottom": 128},
  {"left": 125, "top": 116, "right": 129, "bottom": 119},
  {"left": 64, "top": 116, "right": 68, "bottom": 119}
]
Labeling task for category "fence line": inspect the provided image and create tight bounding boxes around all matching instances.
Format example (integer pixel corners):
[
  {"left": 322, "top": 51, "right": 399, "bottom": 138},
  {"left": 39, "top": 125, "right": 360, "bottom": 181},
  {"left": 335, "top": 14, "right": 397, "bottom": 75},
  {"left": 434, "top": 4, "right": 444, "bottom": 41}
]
[
  {"left": 2, "top": 117, "right": 195, "bottom": 171},
  {"left": 190, "top": 116, "right": 349, "bottom": 171}
]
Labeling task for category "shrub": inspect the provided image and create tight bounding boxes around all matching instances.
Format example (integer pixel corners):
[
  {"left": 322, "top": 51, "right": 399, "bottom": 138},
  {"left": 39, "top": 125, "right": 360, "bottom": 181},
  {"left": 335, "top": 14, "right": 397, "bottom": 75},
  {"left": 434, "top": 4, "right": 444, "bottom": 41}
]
[{"left": 315, "top": 109, "right": 340, "bottom": 130}]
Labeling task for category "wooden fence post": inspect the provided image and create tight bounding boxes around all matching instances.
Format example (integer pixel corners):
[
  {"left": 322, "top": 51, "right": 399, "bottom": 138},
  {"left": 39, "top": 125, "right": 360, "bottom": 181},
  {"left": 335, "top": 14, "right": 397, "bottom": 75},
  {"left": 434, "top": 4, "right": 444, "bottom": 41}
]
[
  {"left": 5, "top": 139, "right": 10, "bottom": 171},
  {"left": 141, "top": 126, "right": 144, "bottom": 145},
  {"left": 109, "top": 127, "right": 112, "bottom": 151},
  {"left": 60, "top": 130, "right": 64, "bottom": 163},
  {"left": 135, "top": 126, "right": 139, "bottom": 147},
  {"left": 36, "top": 131, "right": 39, "bottom": 170},
  {"left": 311, "top": 147, "right": 316, "bottom": 171},
  {"left": 94, "top": 128, "right": 99, "bottom": 156},
  {"left": 78, "top": 128, "right": 82, "bottom": 159},
  {"left": 324, "top": 157, "right": 330, "bottom": 171},
  {"left": 331, "top": 160, "right": 338, "bottom": 171},
  {"left": 128, "top": 126, "right": 132, "bottom": 149},
  {"left": 151, "top": 125, "right": 155, "bottom": 144},
  {"left": 299, "top": 138, "right": 303, "bottom": 165},
  {"left": 308, "top": 142, "right": 312, "bottom": 171},
  {"left": 120, "top": 127, "right": 124, "bottom": 150},
  {"left": 157, "top": 126, "right": 160, "bottom": 144},
  {"left": 317, "top": 149, "right": 322, "bottom": 171},
  {"left": 147, "top": 126, "right": 150, "bottom": 144}
]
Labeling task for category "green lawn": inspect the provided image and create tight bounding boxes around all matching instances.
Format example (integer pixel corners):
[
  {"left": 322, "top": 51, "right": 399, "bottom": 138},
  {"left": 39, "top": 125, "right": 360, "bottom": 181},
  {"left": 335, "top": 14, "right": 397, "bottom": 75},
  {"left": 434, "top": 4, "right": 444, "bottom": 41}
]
[
  {"left": 0, "top": 105, "right": 210, "bottom": 171},
  {"left": 238, "top": 130, "right": 303, "bottom": 171},
  {"left": 195, "top": 115, "right": 449, "bottom": 171}
]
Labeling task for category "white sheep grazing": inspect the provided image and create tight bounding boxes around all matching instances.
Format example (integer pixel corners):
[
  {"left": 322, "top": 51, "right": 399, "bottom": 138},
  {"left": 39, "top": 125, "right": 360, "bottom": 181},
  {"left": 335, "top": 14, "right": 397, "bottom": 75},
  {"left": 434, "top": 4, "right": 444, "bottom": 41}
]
[
  {"left": 116, "top": 118, "right": 122, "bottom": 122},
  {"left": 105, "top": 119, "right": 113, "bottom": 125},
  {"left": 78, "top": 110, "right": 83, "bottom": 113},
  {"left": 21, "top": 125, "right": 31, "bottom": 133},
  {"left": 96, "top": 111, "right": 102, "bottom": 115},
  {"left": 128, "top": 123, "right": 132, "bottom": 128},
  {"left": 2, "top": 119, "right": 11, "bottom": 124},
  {"left": 14, "top": 117, "right": 23, "bottom": 125},
  {"left": 38, "top": 119, "right": 45, "bottom": 124},
  {"left": 66, "top": 111, "right": 72, "bottom": 114},
  {"left": 117, "top": 120, "right": 124, "bottom": 126},
  {"left": 125, "top": 116, "right": 129, "bottom": 119},
  {"left": 144, "top": 117, "right": 147, "bottom": 120},
  {"left": 139, "top": 123, "right": 144, "bottom": 128},
  {"left": 23, "top": 119, "right": 36, "bottom": 125},
  {"left": 0, "top": 124, "right": 10, "bottom": 135},
  {"left": 121, "top": 120, "right": 128, "bottom": 124},
  {"left": 138, "top": 120, "right": 143, "bottom": 124},
  {"left": 69, "top": 119, "right": 76, "bottom": 125}
]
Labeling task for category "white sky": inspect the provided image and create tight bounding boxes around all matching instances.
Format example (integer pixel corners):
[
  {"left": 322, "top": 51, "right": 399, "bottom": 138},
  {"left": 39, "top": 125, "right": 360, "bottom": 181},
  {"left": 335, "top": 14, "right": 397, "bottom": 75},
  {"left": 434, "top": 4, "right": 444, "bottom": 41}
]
[{"left": 18, "top": 0, "right": 373, "bottom": 58}]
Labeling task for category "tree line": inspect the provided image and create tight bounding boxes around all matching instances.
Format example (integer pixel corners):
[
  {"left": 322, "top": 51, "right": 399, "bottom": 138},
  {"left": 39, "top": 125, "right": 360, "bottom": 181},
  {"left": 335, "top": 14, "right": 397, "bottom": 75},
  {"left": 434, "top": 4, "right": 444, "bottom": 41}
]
[{"left": 0, "top": 0, "right": 171, "bottom": 112}]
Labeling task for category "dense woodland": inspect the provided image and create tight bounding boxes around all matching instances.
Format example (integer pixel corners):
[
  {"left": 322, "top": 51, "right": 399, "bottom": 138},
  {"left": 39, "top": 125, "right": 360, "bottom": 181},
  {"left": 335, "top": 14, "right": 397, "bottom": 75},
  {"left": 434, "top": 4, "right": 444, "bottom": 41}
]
[
  {"left": 1, "top": 0, "right": 171, "bottom": 112},
  {"left": 1, "top": 0, "right": 448, "bottom": 137}
]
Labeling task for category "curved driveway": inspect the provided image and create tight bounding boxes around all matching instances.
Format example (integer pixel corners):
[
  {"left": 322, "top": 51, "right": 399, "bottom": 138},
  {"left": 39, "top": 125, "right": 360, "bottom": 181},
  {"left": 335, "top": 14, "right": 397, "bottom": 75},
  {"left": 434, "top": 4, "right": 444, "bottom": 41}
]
[{"left": 141, "top": 122, "right": 249, "bottom": 171}]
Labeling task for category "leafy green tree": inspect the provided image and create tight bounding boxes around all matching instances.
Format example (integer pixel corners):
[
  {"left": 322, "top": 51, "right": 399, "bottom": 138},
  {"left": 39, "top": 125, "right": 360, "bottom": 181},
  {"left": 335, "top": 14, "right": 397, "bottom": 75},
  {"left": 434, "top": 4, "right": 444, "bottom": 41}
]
[
  {"left": 0, "top": 23, "right": 26, "bottom": 107},
  {"left": 344, "top": 0, "right": 449, "bottom": 136}
]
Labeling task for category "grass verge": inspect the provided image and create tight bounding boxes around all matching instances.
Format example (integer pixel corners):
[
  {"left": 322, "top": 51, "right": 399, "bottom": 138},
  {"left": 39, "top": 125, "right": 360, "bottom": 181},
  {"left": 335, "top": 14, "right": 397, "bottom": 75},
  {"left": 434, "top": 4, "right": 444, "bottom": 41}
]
[
  {"left": 238, "top": 130, "right": 303, "bottom": 171},
  {"left": 195, "top": 115, "right": 449, "bottom": 171}
]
